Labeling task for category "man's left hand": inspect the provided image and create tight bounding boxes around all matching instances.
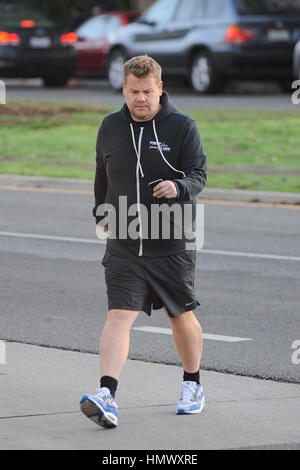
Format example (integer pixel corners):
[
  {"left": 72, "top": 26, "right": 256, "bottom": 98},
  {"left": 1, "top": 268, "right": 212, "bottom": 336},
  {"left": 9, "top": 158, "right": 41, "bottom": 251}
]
[{"left": 153, "top": 180, "right": 178, "bottom": 200}]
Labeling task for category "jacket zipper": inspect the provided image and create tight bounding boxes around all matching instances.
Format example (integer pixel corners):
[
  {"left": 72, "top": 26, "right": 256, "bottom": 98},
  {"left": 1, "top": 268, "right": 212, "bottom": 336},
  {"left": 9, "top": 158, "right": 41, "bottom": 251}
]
[{"left": 136, "top": 127, "right": 144, "bottom": 256}]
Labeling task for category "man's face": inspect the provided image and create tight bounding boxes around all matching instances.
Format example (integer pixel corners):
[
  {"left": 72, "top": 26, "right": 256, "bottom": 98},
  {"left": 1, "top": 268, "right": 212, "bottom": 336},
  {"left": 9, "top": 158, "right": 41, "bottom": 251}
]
[{"left": 123, "top": 73, "right": 163, "bottom": 122}]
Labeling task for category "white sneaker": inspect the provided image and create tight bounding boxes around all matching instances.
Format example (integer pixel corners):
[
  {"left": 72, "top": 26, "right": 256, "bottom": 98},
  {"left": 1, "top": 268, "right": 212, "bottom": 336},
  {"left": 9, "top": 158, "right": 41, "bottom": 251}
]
[
  {"left": 80, "top": 387, "right": 118, "bottom": 428},
  {"left": 176, "top": 381, "right": 205, "bottom": 415}
]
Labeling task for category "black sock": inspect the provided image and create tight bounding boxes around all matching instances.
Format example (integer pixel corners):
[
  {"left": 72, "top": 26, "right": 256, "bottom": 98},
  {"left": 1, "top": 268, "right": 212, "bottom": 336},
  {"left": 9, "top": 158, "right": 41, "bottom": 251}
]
[
  {"left": 100, "top": 376, "right": 118, "bottom": 398},
  {"left": 183, "top": 370, "right": 200, "bottom": 384}
]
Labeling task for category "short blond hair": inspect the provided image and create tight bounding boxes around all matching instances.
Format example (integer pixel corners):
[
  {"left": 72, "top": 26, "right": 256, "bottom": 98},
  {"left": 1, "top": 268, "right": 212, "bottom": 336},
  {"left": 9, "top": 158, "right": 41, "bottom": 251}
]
[{"left": 123, "top": 55, "right": 162, "bottom": 84}]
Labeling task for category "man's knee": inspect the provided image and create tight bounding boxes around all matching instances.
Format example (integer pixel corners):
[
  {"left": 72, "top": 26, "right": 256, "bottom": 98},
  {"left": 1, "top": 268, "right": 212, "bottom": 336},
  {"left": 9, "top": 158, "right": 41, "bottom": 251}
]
[
  {"left": 167, "top": 310, "right": 198, "bottom": 330},
  {"left": 107, "top": 309, "right": 139, "bottom": 328}
]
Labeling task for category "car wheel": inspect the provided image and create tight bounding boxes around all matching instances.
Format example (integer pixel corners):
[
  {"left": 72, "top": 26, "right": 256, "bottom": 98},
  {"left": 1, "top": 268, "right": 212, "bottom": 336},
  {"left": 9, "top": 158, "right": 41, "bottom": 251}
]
[
  {"left": 189, "top": 51, "right": 221, "bottom": 94},
  {"left": 279, "top": 79, "right": 293, "bottom": 94},
  {"left": 42, "top": 76, "right": 70, "bottom": 88},
  {"left": 108, "top": 50, "right": 126, "bottom": 92}
]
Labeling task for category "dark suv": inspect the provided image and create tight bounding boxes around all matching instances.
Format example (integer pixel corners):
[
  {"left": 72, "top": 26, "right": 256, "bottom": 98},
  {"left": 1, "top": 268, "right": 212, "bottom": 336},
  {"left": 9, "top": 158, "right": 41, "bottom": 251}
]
[
  {"left": 0, "top": 3, "right": 77, "bottom": 87},
  {"left": 107, "top": 0, "right": 300, "bottom": 94}
]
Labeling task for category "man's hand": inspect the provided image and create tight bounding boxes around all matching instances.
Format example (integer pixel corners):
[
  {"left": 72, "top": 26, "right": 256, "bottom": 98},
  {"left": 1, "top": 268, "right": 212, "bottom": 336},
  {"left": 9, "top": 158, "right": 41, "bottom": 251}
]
[
  {"left": 96, "top": 224, "right": 109, "bottom": 240},
  {"left": 153, "top": 180, "right": 178, "bottom": 200}
]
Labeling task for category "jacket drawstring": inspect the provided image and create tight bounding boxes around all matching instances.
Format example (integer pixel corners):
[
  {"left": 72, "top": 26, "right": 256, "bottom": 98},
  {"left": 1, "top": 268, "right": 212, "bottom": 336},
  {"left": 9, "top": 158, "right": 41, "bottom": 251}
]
[
  {"left": 130, "top": 123, "right": 144, "bottom": 178},
  {"left": 152, "top": 120, "right": 186, "bottom": 178},
  {"left": 130, "top": 123, "right": 144, "bottom": 256}
]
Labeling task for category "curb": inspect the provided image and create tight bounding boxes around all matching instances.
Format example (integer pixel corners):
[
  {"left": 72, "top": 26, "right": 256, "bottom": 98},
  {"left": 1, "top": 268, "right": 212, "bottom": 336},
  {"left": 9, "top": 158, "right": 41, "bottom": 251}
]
[{"left": 0, "top": 174, "right": 300, "bottom": 205}]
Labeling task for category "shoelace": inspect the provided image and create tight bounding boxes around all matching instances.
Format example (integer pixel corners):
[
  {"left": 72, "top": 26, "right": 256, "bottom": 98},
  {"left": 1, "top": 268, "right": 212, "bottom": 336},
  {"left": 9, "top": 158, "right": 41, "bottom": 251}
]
[
  {"left": 95, "top": 388, "right": 117, "bottom": 407},
  {"left": 96, "top": 387, "right": 110, "bottom": 399},
  {"left": 180, "top": 382, "right": 199, "bottom": 402}
]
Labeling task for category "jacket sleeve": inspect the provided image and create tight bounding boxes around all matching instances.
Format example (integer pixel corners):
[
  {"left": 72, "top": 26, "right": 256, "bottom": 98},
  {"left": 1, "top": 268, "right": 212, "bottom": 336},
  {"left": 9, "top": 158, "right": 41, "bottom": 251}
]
[
  {"left": 92, "top": 123, "right": 108, "bottom": 224},
  {"left": 173, "top": 119, "right": 207, "bottom": 201}
]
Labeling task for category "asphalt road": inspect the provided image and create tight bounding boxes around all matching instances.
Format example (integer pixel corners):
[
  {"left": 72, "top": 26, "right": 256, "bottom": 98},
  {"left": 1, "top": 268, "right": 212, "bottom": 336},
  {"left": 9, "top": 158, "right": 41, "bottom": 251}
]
[
  {"left": 1, "top": 186, "right": 299, "bottom": 384},
  {"left": 4, "top": 78, "right": 299, "bottom": 110}
]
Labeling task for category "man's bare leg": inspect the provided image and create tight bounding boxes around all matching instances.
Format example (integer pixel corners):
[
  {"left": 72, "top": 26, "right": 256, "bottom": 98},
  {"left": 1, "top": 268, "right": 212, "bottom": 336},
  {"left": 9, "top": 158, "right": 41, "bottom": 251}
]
[
  {"left": 167, "top": 310, "right": 203, "bottom": 373},
  {"left": 167, "top": 309, "right": 205, "bottom": 415},
  {"left": 80, "top": 309, "right": 138, "bottom": 428},
  {"left": 100, "top": 309, "right": 139, "bottom": 380}
]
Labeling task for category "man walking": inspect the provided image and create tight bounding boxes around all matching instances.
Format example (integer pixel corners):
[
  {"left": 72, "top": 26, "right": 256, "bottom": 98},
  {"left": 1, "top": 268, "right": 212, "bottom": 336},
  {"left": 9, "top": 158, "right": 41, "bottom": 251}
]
[{"left": 80, "top": 56, "right": 207, "bottom": 428}]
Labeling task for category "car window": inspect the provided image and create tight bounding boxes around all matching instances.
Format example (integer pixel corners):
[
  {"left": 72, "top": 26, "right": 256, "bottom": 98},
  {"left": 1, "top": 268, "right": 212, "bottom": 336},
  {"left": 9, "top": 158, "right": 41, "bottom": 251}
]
[
  {"left": 174, "top": 0, "right": 198, "bottom": 20},
  {"left": 76, "top": 15, "right": 122, "bottom": 39},
  {"left": 204, "top": 0, "right": 225, "bottom": 17},
  {"left": 0, "top": 4, "right": 54, "bottom": 27},
  {"left": 192, "top": 0, "right": 208, "bottom": 19},
  {"left": 234, "top": 0, "right": 300, "bottom": 15},
  {"left": 142, "top": 0, "right": 180, "bottom": 24}
]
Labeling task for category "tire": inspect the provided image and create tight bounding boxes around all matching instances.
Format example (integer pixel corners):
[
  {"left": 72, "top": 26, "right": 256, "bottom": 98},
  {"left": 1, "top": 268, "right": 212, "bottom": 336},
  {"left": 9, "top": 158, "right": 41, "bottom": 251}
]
[
  {"left": 279, "top": 79, "right": 294, "bottom": 94},
  {"left": 42, "top": 76, "right": 70, "bottom": 88},
  {"left": 108, "top": 49, "right": 127, "bottom": 92},
  {"left": 189, "top": 51, "right": 223, "bottom": 95}
]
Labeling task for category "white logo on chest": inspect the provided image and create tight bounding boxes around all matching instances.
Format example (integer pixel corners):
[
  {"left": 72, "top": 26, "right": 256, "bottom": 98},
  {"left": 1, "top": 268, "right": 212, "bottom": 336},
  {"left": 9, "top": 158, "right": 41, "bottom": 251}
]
[{"left": 149, "top": 141, "right": 171, "bottom": 152}]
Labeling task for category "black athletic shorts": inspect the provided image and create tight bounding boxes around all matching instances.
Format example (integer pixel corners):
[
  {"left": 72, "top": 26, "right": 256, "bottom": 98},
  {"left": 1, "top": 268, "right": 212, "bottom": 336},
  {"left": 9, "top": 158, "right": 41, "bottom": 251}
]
[{"left": 101, "top": 243, "right": 200, "bottom": 318}]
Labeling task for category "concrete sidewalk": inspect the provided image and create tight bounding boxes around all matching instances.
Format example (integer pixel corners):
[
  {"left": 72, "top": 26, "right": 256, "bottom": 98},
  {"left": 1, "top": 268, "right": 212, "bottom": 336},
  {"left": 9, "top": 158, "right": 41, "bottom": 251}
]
[
  {"left": 1, "top": 174, "right": 300, "bottom": 205},
  {"left": 0, "top": 342, "right": 299, "bottom": 450}
]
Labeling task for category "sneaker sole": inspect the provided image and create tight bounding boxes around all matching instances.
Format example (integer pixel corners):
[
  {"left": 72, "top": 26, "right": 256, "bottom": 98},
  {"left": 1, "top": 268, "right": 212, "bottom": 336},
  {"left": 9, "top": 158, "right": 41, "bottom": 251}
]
[
  {"left": 80, "top": 397, "right": 118, "bottom": 429},
  {"left": 176, "top": 396, "right": 205, "bottom": 415}
]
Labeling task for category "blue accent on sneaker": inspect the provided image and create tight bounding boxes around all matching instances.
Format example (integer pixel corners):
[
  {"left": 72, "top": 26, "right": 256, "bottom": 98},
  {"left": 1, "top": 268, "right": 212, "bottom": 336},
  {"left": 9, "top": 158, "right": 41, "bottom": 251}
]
[
  {"left": 176, "top": 382, "right": 205, "bottom": 415},
  {"left": 80, "top": 388, "right": 118, "bottom": 428}
]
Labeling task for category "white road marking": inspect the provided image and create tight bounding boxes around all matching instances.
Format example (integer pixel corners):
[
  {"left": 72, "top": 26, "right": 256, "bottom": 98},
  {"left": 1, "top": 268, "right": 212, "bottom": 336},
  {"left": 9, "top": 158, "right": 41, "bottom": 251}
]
[
  {"left": 0, "top": 231, "right": 300, "bottom": 262},
  {"left": 202, "top": 249, "right": 300, "bottom": 262},
  {"left": 133, "top": 326, "right": 252, "bottom": 343},
  {"left": 0, "top": 231, "right": 97, "bottom": 245}
]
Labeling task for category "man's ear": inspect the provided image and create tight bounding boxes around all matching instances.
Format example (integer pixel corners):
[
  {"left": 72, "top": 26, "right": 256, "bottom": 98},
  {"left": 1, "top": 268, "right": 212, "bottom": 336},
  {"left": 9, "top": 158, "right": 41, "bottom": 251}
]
[
  {"left": 122, "top": 82, "right": 126, "bottom": 96},
  {"left": 159, "top": 81, "right": 163, "bottom": 96}
]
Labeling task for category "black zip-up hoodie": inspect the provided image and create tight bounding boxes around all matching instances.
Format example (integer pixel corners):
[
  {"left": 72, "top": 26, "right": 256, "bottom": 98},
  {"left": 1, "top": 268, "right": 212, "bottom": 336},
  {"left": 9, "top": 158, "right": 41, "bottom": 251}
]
[{"left": 93, "top": 91, "right": 207, "bottom": 257}]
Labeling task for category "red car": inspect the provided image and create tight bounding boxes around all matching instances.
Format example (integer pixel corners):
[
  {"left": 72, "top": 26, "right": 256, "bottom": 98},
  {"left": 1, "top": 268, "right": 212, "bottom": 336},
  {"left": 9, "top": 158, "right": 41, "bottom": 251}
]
[{"left": 74, "top": 12, "right": 139, "bottom": 78}]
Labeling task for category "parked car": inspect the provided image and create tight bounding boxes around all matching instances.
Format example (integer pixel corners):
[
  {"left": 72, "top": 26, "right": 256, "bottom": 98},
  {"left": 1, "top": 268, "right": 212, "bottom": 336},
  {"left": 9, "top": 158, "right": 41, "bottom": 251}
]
[
  {"left": 0, "top": 3, "right": 77, "bottom": 87},
  {"left": 294, "top": 39, "right": 300, "bottom": 79},
  {"left": 107, "top": 0, "right": 300, "bottom": 94},
  {"left": 74, "top": 12, "right": 140, "bottom": 78}
]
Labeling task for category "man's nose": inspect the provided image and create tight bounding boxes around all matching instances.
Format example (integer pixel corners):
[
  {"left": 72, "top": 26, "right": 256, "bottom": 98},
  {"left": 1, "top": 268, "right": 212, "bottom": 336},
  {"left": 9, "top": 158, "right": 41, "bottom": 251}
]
[{"left": 136, "top": 94, "right": 146, "bottom": 102}]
